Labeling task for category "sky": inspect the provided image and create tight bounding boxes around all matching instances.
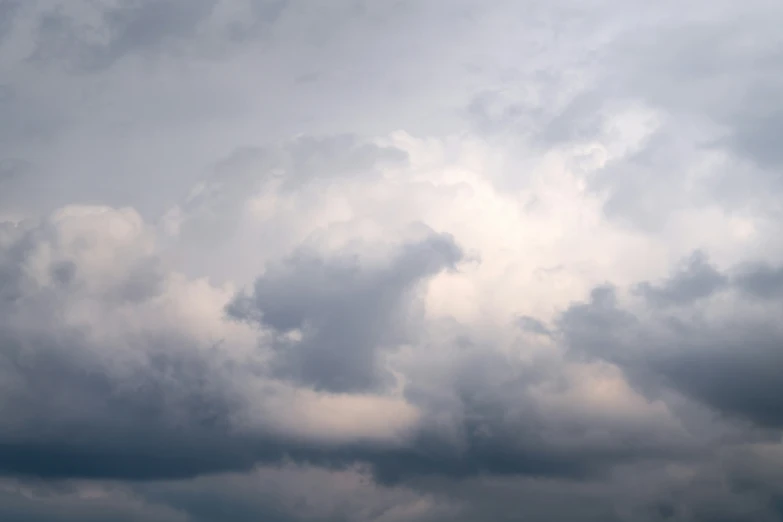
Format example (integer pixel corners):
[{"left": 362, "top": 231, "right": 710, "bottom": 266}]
[{"left": 1, "top": 1, "right": 783, "bottom": 521}]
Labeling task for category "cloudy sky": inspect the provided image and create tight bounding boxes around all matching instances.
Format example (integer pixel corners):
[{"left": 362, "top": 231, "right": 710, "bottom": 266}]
[{"left": 1, "top": 1, "right": 783, "bottom": 521}]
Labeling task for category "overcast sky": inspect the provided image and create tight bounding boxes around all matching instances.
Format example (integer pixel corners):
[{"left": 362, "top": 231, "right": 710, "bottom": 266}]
[{"left": 2, "top": 1, "right": 783, "bottom": 521}]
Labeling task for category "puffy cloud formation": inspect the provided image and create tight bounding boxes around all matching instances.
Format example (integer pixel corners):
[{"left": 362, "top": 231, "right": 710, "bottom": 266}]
[{"left": 2, "top": 1, "right": 783, "bottom": 521}]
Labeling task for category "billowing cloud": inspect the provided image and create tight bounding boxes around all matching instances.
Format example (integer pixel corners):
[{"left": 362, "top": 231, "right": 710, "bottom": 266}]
[
  {"left": 559, "top": 253, "right": 783, "bottom": 430},
  {"left": 0, "top": 207, "right": 445, "bottom": 482},
  {"left": 632, "top": 250, "right": 729, "bottom": 308},
  {"left": 2, "top": 0, "right": 783, "bottom": 521},
  {"left": 0, "top": 206, "right": 691, "bottom": 487},
  {"left": 227, "top": 230, "right": 462, "bottom": 393}
]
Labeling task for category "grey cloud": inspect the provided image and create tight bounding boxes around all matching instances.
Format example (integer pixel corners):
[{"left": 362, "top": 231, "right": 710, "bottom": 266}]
[
  {"left": 0, "top": 487, "right": 187, "bottom": 522},
  {"left": 605, "top": 454, "right": 783, "bottom": 522},
  {"left": 516, "top": 315, "right": 552, "bottom": 336},
  {"left": 23, "top": 0, "right": 414, "bottom": 74},
  {"left": 30, "top": 0, "right": 218, "bottom": 72},
  {"left": 0, "top": 1, "right": 21, "bottom": 43},
  {"left": 633, "top": 251, "right": 729, "bottom": 307},
  {"left": 135, "top": 466, "right": 451, "bottom": 522},
  {"left": 140, "top": 468, "right": 618, "bottom": 522},
  {"left": 613, "top": 2, "right": 783, "bottom": 172},
  {"left": 0, "top": 227, "right": 778, "bottom": 520},
  {"left": 0, "top": 0, "right": 470, "bottom": 221},
  {"left": 588, "top": 128, "right": 708, "bottom": 231},
  {"left": 247, "top": 0, "right": 288, "bottom": 22},
  {"left": 226, "top": 0, "right": 289, "bottom": 43},
  {"left": 227, "top": 231, "right": 462, "bottom": 393},
  {"left": 173, "top": 135, "right": 408, "bottom": 243},
  {"left": 0, "top": 326, "right": 251, "bottom": 481},
  {"left": 0, "top": 213, "right": 697, "bottom": 489},
  {"left": 213, "top": 134, "right": 408, "bottom": 194},
  {"left": 556, "top": 285, "right": 638, "bottom": 364},
  {"left": 139, "top": 446, "right": 783, "bottom": 522},
  {"left": 465, "top": 1, "right": 783, "bottom": 227},
  {"left": 370, "top": 328, "right": 699, "bottom": 486},
  {"left": 163, "top": 134, "right": 410, "bottom": 287},
  {"left": 559, "top": 253, "right": 783, "bottom": 430},
  {"left": 653, "top": 327, "right": 783, "bottom": 430},
  {"left": 597, "top": 2, "right": 783, "bottom": 223},
  {"left": 467, "top": 86, "right": 612, "bottom": 149},
  {"left": 6, "top": 452, "right": 783, "bottom": 522},
  {"left": 1, "top": 466, "right": 455, "bottom": 522},
  {"left": 726, "top": 106, "right": 783, "bottom": 172},
  {"left": 733, "top": 262, "right": 783, "bottom": 300},
  {"left": 0, "top": 214, "right": 267, "bottom": 481},
  {"left": 2, "top": 1, "right": 783, "bottom": 520},
  {"left": 0, "top": 159, "right": 32, "bottom": 206},
  {"left": 277, "top": 134, "right": 409, "bottom": 188}
]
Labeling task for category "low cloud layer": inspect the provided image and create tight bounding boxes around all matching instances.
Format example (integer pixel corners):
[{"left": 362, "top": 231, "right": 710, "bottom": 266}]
[{"left": 2, "top": 1, "right": 783, "bottom": 521}]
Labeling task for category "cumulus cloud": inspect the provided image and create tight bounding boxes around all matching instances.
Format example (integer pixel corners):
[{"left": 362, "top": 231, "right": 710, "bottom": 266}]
[
  {"left": 227, "top": 230, "right": 462, "bottom": 393},
  {"left": 2, "top": 0, "right": 783, "bottom": 521},
  {"left": 559, "top": 253, "right": 783, "bottom": 430},
  {"left": 0, "top": 206, "right": 691, "bottom": 488},
  {"left": 632, "top": 250, "right": 729, "bottom": 308}
]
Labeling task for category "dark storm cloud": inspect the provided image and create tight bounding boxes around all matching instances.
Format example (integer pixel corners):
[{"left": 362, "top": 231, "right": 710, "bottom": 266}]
[
  {"left": 0, "top": 315, "right": 245, "bottom": 479},
  {"left": 2, "top": 1, "right": 783, "bottom": 520},
  {"left": 556, "top": 285, "right": 637, "bottom": 365},
  {"left": 227, "top": 231, "right": 463, "bottom": 393},
  {"left": 373, "top": 393, "right": 691, "bottom": 486},
  {"left": 0, "top": 214, "right": 695, "bottom": 487},
  {"left": 652, "top": 326, "right": 783, "bottom": 430},
  {"left": 559, "top": 252, "right": 783, "bottom": 430},
  {"left": 0, "top": 215, "right": 439, "bottom": 483},
  {"left": 0, "top": 487, "right": 187, "bottom": 522},
  {"left": 219, "top": 225, "right": 688, "bottom": 488},
  {"left": 0, "top": 209, "right": 778, "bottom": 519},
  {"left": 0, "top": 214, "right": 262, "bottom": 481}
]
